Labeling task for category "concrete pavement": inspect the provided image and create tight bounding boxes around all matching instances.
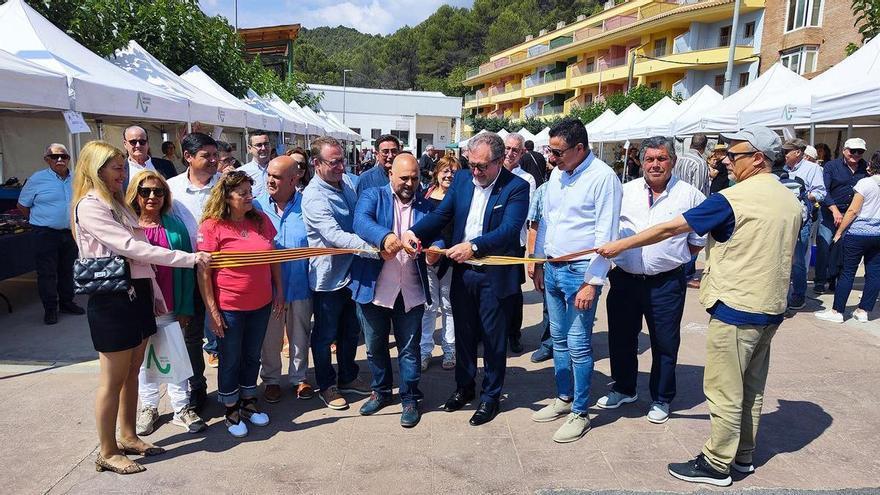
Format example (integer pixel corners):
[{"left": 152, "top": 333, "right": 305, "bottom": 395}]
[{"left": 0, "top": 272, "right": 879, "bottom": 494}]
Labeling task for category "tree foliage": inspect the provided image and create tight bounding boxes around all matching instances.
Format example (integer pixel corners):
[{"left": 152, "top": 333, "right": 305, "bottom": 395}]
[
  {"left": 851, "top": 0, "right": 880, "bottom": 45},
  {"left": 22, "top": 0, "right": 318, "bottom": 106}
]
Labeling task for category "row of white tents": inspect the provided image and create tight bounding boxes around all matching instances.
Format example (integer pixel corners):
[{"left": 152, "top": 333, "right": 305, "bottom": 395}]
[
  {"left": 0, "top": 0, "right": 360, "bottom": 179},
  {"left": 460, "top": 33, "right": 880, "bottom": 150}
]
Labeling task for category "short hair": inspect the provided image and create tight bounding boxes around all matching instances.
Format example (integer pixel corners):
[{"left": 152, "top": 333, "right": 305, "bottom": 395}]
[
  {"left": 310, "top": 135, "right": 342, "bottom": 161},
  {"left": 549, "top": 118, "right": 589, "bottom": 150},
  {"left": 126, "top": 170, "right": 172, "bottom": 217},
  {"left": 181, "top": 132, "right": 217, "bottom": 157},
  {"left": 431, "top": 155, "right": 461, "bottom": 188},
  {"left": 123, "top": 125, "right": 147, "bottom": 139},
  {"left": 215, "top": 140, "right": 233, "bottom": 153},
  {"left": 640, "top": 136, "right": 677, "bottom": 164},
  {"left": 690, "top": 133, "right": 708, "bottom": 151},
  {"left": 375, "top": 134, "right": 400, "bottom": 150},
  {"left": 161, "top": 141, "right": 175, "bottom": 155},
  {"left": 505, "top": 133, "right": 525, "bottom": 149},
  {"left": 44, "top": 143, "right": 68, "bottom": 156},
  {"left": 248, "top": 130, "right": 270, "bottom": 145},
  {"left": 468, "top": 132, "right": 505, "bottom": 162},
  {"left": 524, "top": 140, "right": 535, "bottom": 151}
]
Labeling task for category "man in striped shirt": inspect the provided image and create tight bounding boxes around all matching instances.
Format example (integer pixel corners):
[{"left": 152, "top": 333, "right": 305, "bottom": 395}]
[{"left": 673, "top": 133, "right": 710, "bottom": 288}]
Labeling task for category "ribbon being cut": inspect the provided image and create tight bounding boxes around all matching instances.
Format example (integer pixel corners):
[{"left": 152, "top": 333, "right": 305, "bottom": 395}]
[{"left": 208, "top": 247, "right": 598, "bottom": 269}]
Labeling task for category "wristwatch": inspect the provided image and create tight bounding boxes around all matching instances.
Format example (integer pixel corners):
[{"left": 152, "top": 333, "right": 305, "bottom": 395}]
[{"left": 470, "top": 242, "right": 478, "bottom": 254}]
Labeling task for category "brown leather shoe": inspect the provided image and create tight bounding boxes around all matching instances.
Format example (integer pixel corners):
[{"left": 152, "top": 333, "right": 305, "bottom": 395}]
[
  {"left": 264, "top": 384, "right": 281, "bottom": 403},
  {"left": 687, "top": 279, "right": 701, "bottom": 289},
  {"left": 296, "top": 382, "right": 315, "bottom": 400}
]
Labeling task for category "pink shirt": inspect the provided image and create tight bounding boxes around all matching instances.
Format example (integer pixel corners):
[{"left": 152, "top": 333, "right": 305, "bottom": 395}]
[
  {"left": 197, "top": 212, "right": 276, "bottom": 311},
  {"left": 372, "top": 193, "right": 425, "bottom": 311}
]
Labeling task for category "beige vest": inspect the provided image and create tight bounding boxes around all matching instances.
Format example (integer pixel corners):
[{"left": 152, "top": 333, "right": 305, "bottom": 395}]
[{"left": 699, "top": 173, "right": 802, "bottom": 315}]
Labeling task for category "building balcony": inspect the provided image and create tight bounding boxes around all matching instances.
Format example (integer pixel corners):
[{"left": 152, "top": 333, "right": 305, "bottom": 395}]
[
  {"left": 523, "top": 71, "right": 568, "bottom": 98},
  {"left": 492, "top": 82, "right": 524, "bottom": 104}
]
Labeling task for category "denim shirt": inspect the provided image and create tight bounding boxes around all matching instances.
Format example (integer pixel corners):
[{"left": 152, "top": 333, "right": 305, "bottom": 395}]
[{"left": 254, "top": 192, "right": 310, "bottom": 302}]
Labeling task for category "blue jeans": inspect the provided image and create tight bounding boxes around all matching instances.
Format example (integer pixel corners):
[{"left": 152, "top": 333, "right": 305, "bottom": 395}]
[
  {"left": 832, "top": 234, "right": 880, "bottom": 313},
  {"left": 312, "top": 287, "right": 361, "bottom": 391},
  {"left": 217, "top": 304, "right": 271, "bottom": 405},
  {"left": 683, "top": 255, "right": 698, "bottom": 281},
  {"left": 790, "top": 219, "right": 812, "bottom": 302},
  {"left": 203, "top": 313, "right": 219, "bottom": 355},
  {"left": 356, "top": 295, "right": 424, "bottom": 405},
  {"left": 814, "top": 208, "right": 835, "bottom": 286},
  {"left": 545, "top": 261, "right": 602, "bottom": 415}
]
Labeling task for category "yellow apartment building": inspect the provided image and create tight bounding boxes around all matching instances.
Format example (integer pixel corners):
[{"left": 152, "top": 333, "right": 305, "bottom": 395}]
[{"left": 463, "top": 0, "right": 765, "bottom": 121}]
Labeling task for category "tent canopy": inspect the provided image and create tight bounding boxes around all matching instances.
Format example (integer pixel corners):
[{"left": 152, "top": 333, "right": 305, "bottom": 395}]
[
  {"left": 259, "top": 92, "right": 309, "bottom": 135},
  {"left": 615, "top": 97, "right": 678, "bottom": 141},
  {"left": 110, "top": 41, "right": 247, "bottom": 128},
  {"left": 242, "top": 90, "right": 288, "bottom": 133},
  {"left": 810, "top": 35, "right": 880, "bottom": 125},
  {"left": 0, "top": 0, "right": 187, "bottom": 121},
  {"left": 282, "top": 100, "right": 323, "bottom": 136},
  {"left": 180, "top": 66, "right": 281, "bottom": 132},
  {"left": 0, "top": 47, "right": 68, "bottom": 109},
  {"left": 321, "top": 111, "right": 362, "bottom": 141},
  {"left": 533, "top": 127, "right": 551, "bottom": 147},
  {"left": 592, "top": 104, "right": 645, "bottom": 142},
  {"left": 584, "top": 109, "right": 618, "bottom": 140},
  {"left": 645, "top": 85, "right": 722, "bottom": 137}
]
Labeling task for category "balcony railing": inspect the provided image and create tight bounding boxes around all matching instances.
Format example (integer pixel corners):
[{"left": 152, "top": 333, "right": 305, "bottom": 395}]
[
  {"left": 548, "top": 35, "right": 573, "bottom": 50},
  {"left": 639, "top": 1, "right": 681, "bottom": 19},
  {"left": 464, "top": 93, "right": 477, "bottom": 102},
  {"left": 604, "top": 14, "right": 638, "bottom": 31},
  {"left": 488, "top": 84, "right": 505, "bottom": 96},
  {"left": 504, "top": 81, "right": 522, "bottom": 93},
  {"left": 541, "top": 104, "right": 563, "bottom": 116},
  {"left": 466, "top": 68, "right": 479, "bottom": 79}
]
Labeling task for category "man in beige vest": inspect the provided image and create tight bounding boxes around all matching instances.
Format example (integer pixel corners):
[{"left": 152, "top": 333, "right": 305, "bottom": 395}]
[{"left": 598, "top": 126, "right": 802, "bottom": 487}]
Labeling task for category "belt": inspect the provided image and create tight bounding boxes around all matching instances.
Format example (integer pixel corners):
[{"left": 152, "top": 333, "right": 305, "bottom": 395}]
[
  {"left": 546, "top": 256, "right": 591, "bottom": 265},
  {"left": 613, "top": 265, "right": 683, "bottom": 280}
]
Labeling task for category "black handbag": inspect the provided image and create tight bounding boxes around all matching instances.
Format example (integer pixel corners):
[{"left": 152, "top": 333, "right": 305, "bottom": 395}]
[{"left": 72, "top": 201, "right": 132, "bottom": 295}]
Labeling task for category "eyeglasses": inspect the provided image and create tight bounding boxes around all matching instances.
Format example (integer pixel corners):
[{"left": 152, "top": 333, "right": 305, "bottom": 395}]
[
  {"left": 849, "top": 149, "right": 866, "bottom": 156},
  {"left": 469, "top": 159, "right": 498, "bottom": 172},
  {"left": 548, "top": 145, "right": 575, "bottom": 158},
  {"left": 726, "top": 150, "right": 758, "bottom": 162},
  {"left": 319, "top": 158, "right": 346, "bottom": 168},
  {"left": 127, "top": 139, "right": 148, "bottom": 146},
  {"left": 46, "top": 153, "right": 70, "bottom": 161},
  {"left": 137, "top": 187, "right": 166, "bottom": 198},
  {"left": 378, "top": 148, "right": 400, "bottom": 155},
  {"left": 250, "top": 141, "right": 271, "bottom": 148}
]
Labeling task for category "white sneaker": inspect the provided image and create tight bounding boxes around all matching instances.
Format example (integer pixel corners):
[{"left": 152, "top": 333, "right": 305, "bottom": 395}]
[
  {"left": 814, "top": 309, "right": 843, "bottom": 323},
  {"left": 596, "top": 391, "right": 638, "bottom": 409},
  {"left": 852, "top": 309, "right": 869, "bottom": 322},
  {"left": 226, "top": 419, "right": 248, "bottom": 438},
  {"left": 647, "top": 401, "right": 669, "bottom": 424}
]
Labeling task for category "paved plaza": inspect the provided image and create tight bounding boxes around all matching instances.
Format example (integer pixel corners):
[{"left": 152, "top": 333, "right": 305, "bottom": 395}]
[{"left": 1, "top": 270, "right": 879, "bottom": 494}]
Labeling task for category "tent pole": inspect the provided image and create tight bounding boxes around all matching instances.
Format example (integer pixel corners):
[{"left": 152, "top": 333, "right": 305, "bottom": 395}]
[
  {"left": 809, "top": 123, "right": 816, "bottom": 144},
  {"left": 68, "top": 133, "right": 76, "bottom": 171},
  {"left": 847, "top": 124, "right": 853, "bottom": 139}
]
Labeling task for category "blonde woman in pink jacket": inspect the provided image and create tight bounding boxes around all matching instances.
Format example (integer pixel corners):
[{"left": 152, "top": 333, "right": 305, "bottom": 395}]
[{"left": 71, "top": 141, "right": 211, "bottom": 475}]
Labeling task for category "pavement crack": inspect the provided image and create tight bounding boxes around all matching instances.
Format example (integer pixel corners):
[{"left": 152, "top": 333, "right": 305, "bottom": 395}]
[{"left": 42, "top": 444, "right": 98, "bottom": 495}]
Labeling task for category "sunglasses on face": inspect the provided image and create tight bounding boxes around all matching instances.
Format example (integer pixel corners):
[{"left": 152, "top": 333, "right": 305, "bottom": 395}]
[
  {"left": 726, "top": 150, "right": 758, "bottom": 161},
  {"left": 46, "top": 153, "right": 70, "bottom": 161},
  {"left": 549, "top": 145, "right": 575, "bottom": 158},
  {"left": 849, "top": 149, "right": 865, "bottom": 155},
  {"left": 137, "top": 187, "right": 166, "bottom": 198},
  {"left": 127, "top": 139, "right": 148, "bottom": 146}
]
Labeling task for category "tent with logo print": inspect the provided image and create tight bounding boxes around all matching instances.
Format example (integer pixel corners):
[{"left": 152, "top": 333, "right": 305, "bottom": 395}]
[{"left": 180, "top": 66, "right": 283, "bottom": 132}]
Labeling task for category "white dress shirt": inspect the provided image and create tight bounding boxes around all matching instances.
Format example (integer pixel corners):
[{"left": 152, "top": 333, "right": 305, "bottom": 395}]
[
  {"left": 240, "top": 159, "right": 269, "bottom": 198},
  {"left": 463, "top": 171, "right": 501, "bottom": 243},
  {"left": 535, "top": 152, "right": 622, "bottom": 285},
  {"left": 511, "top": 166, "right": 536, "bottom": 247},
  {"left": 128, "top": 157, "right": 156, "bottom": 184},
  {"left": 613, "top": 177, "right": 707, "bottom": 275},
  {"left": 168, "top": 170, "right": 220, "bottom": 247}
]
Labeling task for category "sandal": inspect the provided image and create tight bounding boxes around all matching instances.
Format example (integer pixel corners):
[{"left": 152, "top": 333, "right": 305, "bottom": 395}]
[
  {"left": 239, "top": 397, "right": 270, "bottom": 426},
  {"left": 117, "top": 440, "right": 166, "bottom": 456},
  {"left": 95, "top": 454, "right": 145, "bottom": 474}
]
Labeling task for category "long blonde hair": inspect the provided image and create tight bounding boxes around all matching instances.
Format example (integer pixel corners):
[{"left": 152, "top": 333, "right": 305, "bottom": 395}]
[
  {"left": 125, "top": 170, "right": 173, "bottom": 217},
  {"left": 70, "top": 140, "right": 131, "bottom": 231}
]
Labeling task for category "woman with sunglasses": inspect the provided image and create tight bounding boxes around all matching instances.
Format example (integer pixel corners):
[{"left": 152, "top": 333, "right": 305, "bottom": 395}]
[
  {"left": 124, "top": 171, "right": 207, "bottom": 437},
  {"left": 197, "top": 171, "right": 283, "bottom": 438},
  {"left": 71, "top": 141, "right": 211, "bottom": 475}
]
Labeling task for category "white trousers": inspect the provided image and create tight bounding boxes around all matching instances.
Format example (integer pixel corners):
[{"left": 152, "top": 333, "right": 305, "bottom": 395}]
[
  {"left": 420, "top": 265, "right": 455, "bottom": 355},
  {"left": 138, "top": 314, "right": 190, "bottom": 412}
]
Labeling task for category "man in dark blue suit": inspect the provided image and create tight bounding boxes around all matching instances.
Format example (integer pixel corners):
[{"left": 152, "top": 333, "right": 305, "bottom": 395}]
[
  {"left": 350, "top": 154, "right": 434, "bottom": 428},
  {"left": 356, "top": 134, "right": 401, "bottom": 195},
  {"left": 403, "top": 132, "right": 529, "bottom": 426}
]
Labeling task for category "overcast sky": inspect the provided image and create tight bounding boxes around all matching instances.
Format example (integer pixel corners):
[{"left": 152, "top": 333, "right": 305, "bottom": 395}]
[{"left": 200, "top": 0, "right": 475, "bottom": 35}]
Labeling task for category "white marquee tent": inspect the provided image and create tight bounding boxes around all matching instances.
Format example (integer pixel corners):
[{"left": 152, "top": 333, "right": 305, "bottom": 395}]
[
  {"left": 615, "top": 97, "right": 679, "bottom": 141},
  {"left": 283, "top": 100, "right": 324, "bottom": 136},
  {"left": 321, "top": 111, "right": 362, "bottom": 141},
  {"left": 533, "top": 127, "right": 551, "bottom": 147},
  {"left": 810, "top": 35, "right": 880, "bottom": 125},
  {"left": 515, "top": 127, "right": 536, "bottom": 142},
  {"left": 584, "top": 109, "right": 618, "bottom": 140},
  {"left": 0, "top": 0, "right": 187, "bottom": 121},
  {"left": 0, "top": 47, "right": 68, "bottom": 110},
  {"left": 259, "top": 92, "right": 309, "bottom": 135},
  {"left": 243, "top": 90, "right": 288, "bottom": 132},
  {"left": 292, "top": 100, "right": 339, "bottom": 138},
  {"left": 641, "top": 86, "right": 722, "bottom": 137},
  {"left": 180, "top": 66, "right": 282, "bottom": 132},
  {"left": 592, "top": 104, "right": 646, "bottom": 142}
]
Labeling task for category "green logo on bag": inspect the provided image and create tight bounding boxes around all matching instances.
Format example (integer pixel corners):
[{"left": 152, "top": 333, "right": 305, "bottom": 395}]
[{"left": 146, "top": 345, "right": 171, "bottom": 374}]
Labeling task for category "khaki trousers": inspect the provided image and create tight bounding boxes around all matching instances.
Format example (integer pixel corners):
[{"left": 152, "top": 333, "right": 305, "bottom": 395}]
[
  {"left": 701, "top": 317, "right": 778, "bottom": 473},
  {"left": 260, "top": 298, "right": 313, "bottom": 386}
]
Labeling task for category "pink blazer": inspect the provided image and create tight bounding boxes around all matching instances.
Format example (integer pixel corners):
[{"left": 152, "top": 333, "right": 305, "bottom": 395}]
[{"left": 74, "top": 191, "right": 197, "bottom": 312}]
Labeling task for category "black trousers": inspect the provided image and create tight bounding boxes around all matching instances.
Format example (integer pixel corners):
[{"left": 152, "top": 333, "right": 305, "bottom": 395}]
[
  {"left": 184, "top": 285, "right": 207, "bottom": 392},
  {"left": 606, "top": 267, "right": 686, "bottom": 403},
  {"left": 32, "top": 226, "right": 77, "bottom": 310}
]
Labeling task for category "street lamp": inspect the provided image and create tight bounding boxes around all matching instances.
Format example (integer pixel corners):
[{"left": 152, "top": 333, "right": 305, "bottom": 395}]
[{"left": 342, "top": 69, "right": 352, "bottom": 125}]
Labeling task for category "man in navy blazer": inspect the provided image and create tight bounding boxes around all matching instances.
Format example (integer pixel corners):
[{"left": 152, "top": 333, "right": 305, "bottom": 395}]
[
  {"left": 403, "top": 131, "right": 529, "bottom": 426},
  {"left": 350, "top": 154, "right": 434, "bottom": 428}
]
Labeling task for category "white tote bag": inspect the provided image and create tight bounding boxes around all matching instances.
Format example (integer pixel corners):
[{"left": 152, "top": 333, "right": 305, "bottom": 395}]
[{"left": 142, "top": 315, "right": 194, "bottom": 384}]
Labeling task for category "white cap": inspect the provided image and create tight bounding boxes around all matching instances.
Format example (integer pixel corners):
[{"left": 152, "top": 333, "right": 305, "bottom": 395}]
[
  {"left": 804, "top": 145, "right": 817, "bottom": 160},
  {"left": 844, "top": 137, "right": 867, "bottom": 150}
]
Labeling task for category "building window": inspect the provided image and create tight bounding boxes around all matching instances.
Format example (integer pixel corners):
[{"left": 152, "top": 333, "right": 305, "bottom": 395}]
[
  {"left": 350, "top": 127, "right": 361, "bottom": 136},
  {"left": 649, "top": 81, "right": 661, "bottom": 90},
  {"left": 653, "top": 38, "right": 667, "bottom": 57},
  {"left": 786, "top": 0, "right": 823, "bottom": 32},
  {"left": 585, "top": 57, "right": 595, "bottom": 72},
  {"left": 781, "top": 45, "right": 819, "bottom": 74},
  {"left": 713, "top": 75, "right": 724, "bottom": 93},
  {"left": 744, "top": 21, "right": 756, "bottom": 39},
  {"left": 371, "top": 129, "right": 381, "bottom": 140},
  {"left": 738, "top": 72, "right": 750, "bottom": 88},
  {"left": 584, "top": 93, "right": 593, "bottom": 104},
  {"left": 719, "top": 25, "right": 731, "bottom": 46},
  {"left": 390, "top": 130, "right": 409, "bottom": 146}
]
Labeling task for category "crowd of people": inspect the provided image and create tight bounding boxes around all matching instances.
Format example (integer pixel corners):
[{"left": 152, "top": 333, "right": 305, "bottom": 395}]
[{"left": 13, "top": 118, "right": 877, "bottom": 487}]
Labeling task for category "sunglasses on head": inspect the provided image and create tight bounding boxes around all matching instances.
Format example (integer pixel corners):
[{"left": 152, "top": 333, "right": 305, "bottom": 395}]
[
  {"left": 46, "top": 153, "right": 70, "bottom": 161},
  {"left": 127, "top": 139, "right": 148, "bottom": 146},
  {"left": 137, "top": 187, "right": 165, "bottom": 198}
]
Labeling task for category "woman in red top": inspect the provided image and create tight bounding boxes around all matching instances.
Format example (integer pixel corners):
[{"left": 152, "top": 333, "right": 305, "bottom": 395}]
[{"left": 197, "top": 171, "right": 283, "bottom": 438}]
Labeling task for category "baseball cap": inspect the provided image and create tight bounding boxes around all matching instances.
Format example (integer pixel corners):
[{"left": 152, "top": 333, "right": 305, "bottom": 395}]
[
  {"left": 713, "top": 143, "right": 728, "bottom": 151},
  {"left": 782, "top": 138, "right": 808, "bottom": 151},
  {"left": 804, "top": 145, "right": 818, "bottom": 160},
  {"left": 844, "top": 138, "right": 867, "bottom": 151},
  {"left": 720, "top": 125, "right": 782, "bottom": 162}
]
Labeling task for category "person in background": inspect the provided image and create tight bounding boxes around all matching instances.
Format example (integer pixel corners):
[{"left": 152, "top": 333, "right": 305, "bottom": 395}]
[
  {"left": 123, "top": 126, "right": 177, "bottom": 182},
  {"left": 815, "top": 143, "right": 833, "bottom": 165},
  {"left": 815, "top": 166, "right": 880, "bottom": 324},
  {"left": 72, "top": 140, "right": 209, "bottom": 474},
  {"left": 708, "top": 143, "right": 730, "bottom": 194},
  {"left": 126, "top": 171, "right": 206, "bottom": 436},
  {"left": 240, "top": 130, "right": 273, "bottom": 198},
  {"left": 459, "top": 143, "right": 470, "bottom": 169},
  {"left": 216, "top": 140, "right": 238, "bottom": 173},
  {"left": 625, "top": 146, "right": 641, "bottom": 181},
  {"left": 675, "top": 133, "right": 711, "bottom": 289},
  {"left": 419, "top": 145, "right": 437, "bottom": 187},
  {"left": 420, "top": 155, "right": 459, "bottom": 371},
  {"left": 255, "top": 155, "right": 315, "bottom": 403},
  {"left": 161, "top": 141, "right": 184, "bottom": 174},
  {"left": 870, "top": 150, "right": 880, "bottom": 176},
  {"left": 17, "top": 143, "right": 84, "bottom": 325},
  {"left": 521, "top": 139, "right": 547, "bottom": 186},
  {"left": 197, "top": 171, "right": 283, "bottom": 438},
  {"left": 527, "top": 181, "right": 552, "bottom": 363},
  {"left": 357, "top": 134, "right": 401, "bottom": 195},
  {"left": 815, "top": 138, "right": 869, "bottom": 295},
  {"left": 287, "top": 148, "right": 311, "bottom": 190},
  {"left": 804, "top": 146, "right": 818, "bottom": 163}
]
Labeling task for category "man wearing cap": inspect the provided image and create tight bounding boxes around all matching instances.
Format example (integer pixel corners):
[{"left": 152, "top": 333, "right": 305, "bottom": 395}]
[
  {"left": 804, "top": 145, "right": 818, "bottom": 163},
  {"left": 597, "top": 126, "right": 802, "bottom": 487},
  {"left": 782, "top": 138, "right": 826, "bottom": 309},
  {"left": 815, "top": 138, "right": 869, "bottom": 294}
]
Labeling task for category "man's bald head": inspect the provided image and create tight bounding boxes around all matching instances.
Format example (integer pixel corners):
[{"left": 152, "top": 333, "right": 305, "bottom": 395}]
[
  {"left": 266, "top": 155, "right": 302, "bottom": 202},
  {"left": 389, "top": 153, "right": 420, "bottom": 200}
]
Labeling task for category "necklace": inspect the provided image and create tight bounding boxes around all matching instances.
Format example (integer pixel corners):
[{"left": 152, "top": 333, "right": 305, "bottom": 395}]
[{"left": 231, "top": 219, "right": 249, "bottom": 238}]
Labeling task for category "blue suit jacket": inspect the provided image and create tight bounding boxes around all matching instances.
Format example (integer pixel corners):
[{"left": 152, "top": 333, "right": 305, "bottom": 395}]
[
  {"left": 410, "top": 167, "right": 529, "bottom": 299},
  {"left": 349, "top": 185, "right": 433, "bottom": 306}
]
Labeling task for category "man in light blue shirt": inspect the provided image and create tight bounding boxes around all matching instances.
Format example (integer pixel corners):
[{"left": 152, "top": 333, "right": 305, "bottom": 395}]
[
  {"left": 17, "top": 143, "right": 84, "bottom": 324},
  {"left": 782, "top": 138, "right": 827, "bottom": 309},
  {"left": 531, "top": 119, "right": 622, "bottom": 443},
  {"left": 302, "top": 136, "right": 375, "bottom": 410},
  {"left": 239, "top": 130, "right": 272, "bottom": 198}
]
